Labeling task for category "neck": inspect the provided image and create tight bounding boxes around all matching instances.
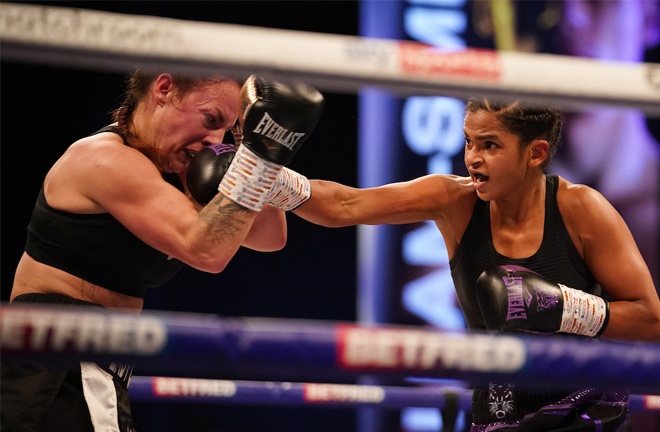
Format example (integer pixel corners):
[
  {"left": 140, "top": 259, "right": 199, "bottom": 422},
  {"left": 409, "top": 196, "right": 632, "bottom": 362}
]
[{"left": 490, "top": 173, "right": 546, "bottom": 224}]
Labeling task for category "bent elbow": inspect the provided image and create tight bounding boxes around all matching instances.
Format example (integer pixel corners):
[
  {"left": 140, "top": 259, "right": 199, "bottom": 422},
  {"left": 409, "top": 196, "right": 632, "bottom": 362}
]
[
  {"left": 265, "top": 230, "right": 287, "bottom": 251},
  {"left": 650, "top": 313, "right": 660, "bottom": 341},
  {"left": 271, "top": 235, "right": 287, "bottom": 251},
  {"left": 187, "top": 252, "right": 231, "bottom": 274},
  {"left": 248, "top": 235, "right": 287, "bottom": 252},
  {"left": 635, "top": 305, "right": 660, "bottom": 342},
  {"left": 207, "top": 260, "right": 229, "bottom": 274}
]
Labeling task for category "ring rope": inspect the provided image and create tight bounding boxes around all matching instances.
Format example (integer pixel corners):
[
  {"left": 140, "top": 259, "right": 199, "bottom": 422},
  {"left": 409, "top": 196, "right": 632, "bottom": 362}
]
[
  {"left": 128, "top": 376, "right": 659, "bottom": 412},
  {"left": 129, "top": 376, "right": 472, "bottom": 410},
  {"left": 1, "top": 2, "right": 659, "bottom": 115},
  {"left": 2, "top": 304, "right": 659, "bottom": 395}
]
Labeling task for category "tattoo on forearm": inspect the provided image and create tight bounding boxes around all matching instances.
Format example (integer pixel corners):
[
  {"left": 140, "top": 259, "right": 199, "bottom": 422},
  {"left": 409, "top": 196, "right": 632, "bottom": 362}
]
[
  {"left": 81, "top": 279, "right": 97, "bottom": 299},
  {"left": 199, "top": 197, "right": 252, "bottom": 243}
]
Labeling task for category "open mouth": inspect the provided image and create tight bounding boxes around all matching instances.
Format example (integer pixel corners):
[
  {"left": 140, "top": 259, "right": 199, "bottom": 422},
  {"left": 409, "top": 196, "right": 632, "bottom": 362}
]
[
  {"left": 184, "top": 149, "right": 197, "bottom": 160},
  {"left": 473, "top": 173, "right": 489, "bottom": 183}
]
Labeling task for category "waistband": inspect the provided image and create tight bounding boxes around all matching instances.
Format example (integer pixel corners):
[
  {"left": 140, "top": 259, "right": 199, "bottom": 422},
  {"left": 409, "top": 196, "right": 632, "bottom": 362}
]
[
  {"left": 472, "top": 383, "right": 569, "bottom": 424},
  {"left": 11, "top": 293, "right": 134, "bottom": 389},
  {"left": 12, "top": 292, "right": 102, "bottom": 307}
]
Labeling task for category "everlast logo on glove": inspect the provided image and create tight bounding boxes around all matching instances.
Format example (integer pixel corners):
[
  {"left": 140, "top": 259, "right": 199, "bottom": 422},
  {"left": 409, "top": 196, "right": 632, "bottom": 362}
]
[
  {"left": 503, "top": 273, "right": 561, "bottom": 322},
  {"left": 476, "top": 266, "right": 609, "bottom": 337},
  {"left": 503, "top": 275, "right": 527, "bottom": 321},
  {"left": 219, "top": 75, "right": 324, "bottom": 211},
  {"left": 252, "top": 112, "right": 306, "bottom": 150}
]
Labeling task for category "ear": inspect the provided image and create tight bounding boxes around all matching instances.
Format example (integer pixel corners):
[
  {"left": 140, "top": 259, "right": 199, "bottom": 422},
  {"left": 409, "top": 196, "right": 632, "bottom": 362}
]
[
  {"left": 527, "top": 139, "right": 549, "bottom": 168},
  {"left": 153, "top": 73, "right": 175, "bottom": 105}
]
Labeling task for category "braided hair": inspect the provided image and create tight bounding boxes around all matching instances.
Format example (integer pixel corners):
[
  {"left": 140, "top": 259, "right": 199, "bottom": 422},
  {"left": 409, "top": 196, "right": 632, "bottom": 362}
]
[{"left": 465, "top": 98, "right": 563, "bottom": 169}]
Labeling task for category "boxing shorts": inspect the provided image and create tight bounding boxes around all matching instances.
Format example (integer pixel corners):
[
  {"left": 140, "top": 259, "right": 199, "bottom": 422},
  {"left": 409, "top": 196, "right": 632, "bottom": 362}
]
[{"left": 1, "top": 293, "right": 137, "bottom": 432}]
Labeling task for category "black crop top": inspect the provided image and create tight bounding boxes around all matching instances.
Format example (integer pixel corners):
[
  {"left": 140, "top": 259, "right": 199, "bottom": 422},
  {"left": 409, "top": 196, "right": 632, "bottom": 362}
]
[
  {"left": 24, "top": 126, "right": 184, "bottom": 298},
  {"left": 449, "top": 175, "right": 599, "bottom": 331}
]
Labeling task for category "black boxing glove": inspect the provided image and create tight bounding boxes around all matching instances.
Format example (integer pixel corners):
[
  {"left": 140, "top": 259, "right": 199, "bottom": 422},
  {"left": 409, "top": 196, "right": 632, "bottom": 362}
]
[
  {"left": 475, "top": 265, "right": 609, "bottom": 337},
  {"left": 219, "top": 75, "right": 324, "bottom": 211},
  {"left": 239, "top": 74, "right": 324, "bottom": 165},
  {"left": 186, "top": 143, "right": 236, "bottom": 206}
]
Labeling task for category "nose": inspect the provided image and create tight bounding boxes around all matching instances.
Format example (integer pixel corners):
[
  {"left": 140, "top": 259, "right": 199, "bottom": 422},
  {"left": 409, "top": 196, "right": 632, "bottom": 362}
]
[
  {"left": 203, "top": 128, "right": 228, "bottom": 147},
  {"left": 464, "top": 146, "right": 482, "bottom": 169}
]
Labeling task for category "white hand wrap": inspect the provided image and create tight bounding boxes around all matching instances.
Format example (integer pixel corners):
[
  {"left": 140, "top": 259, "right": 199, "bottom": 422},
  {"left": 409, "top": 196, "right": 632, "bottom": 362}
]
[
  {"left": 218, "top": 145, "right": 282, "bottom": 212},
  {"left": 559, "top": 285, "right": 609, "bottom": 337},
  {"left": 265, "top": 167, "right": 311, "bottom": 211}
]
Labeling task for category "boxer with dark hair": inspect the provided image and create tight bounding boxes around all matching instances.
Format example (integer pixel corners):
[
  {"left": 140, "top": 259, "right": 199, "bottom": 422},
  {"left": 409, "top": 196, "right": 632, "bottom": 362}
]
[
  {"left": 292, "top": 97, "right": 660, "bottom": 431},
  {"left": 1, "top": 70, "right": 324, "bottom": 432}
]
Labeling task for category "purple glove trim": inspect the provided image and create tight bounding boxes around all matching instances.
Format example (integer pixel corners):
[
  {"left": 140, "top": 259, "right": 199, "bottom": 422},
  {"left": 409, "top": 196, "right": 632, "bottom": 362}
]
[{"left": 208, "top": 143, "right": 236, "bottom": 156}]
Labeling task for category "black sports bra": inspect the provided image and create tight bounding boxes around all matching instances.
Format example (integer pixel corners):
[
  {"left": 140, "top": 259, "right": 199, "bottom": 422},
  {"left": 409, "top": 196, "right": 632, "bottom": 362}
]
[
  {"left": 24, "top": 126, "right": 184, "bottom": 298},
  {"left": 449, "top": 175, "right": 599, "bottom": 331}
]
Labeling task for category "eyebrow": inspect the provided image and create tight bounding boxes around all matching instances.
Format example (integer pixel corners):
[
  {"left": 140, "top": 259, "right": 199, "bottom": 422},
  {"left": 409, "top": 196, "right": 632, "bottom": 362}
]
[
  {"left": 209, "top": 108, "right": 227, "bottom": 128},
  {"left": 464, "top": 131, "right": 500, "bottom": 141}
]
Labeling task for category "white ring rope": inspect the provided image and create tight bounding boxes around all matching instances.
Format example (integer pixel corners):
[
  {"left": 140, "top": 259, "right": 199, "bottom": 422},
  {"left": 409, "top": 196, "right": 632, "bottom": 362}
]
[{"left": 1, "top": 2, "right": 659, "bottom": 115}]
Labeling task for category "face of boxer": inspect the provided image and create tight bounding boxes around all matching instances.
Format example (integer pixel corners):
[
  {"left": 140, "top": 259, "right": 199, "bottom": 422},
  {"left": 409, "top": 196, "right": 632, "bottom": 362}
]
[
  {"left": 150, "top": 77, "right": 241, "bottom": 173},
  {"left": 464, "top": 110, "right": 530, "bottom": 200}
]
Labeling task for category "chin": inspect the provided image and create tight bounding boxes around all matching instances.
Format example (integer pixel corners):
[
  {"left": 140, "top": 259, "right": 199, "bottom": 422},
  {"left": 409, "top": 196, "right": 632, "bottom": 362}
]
[
  {"left": 475, "top": 189, "right": 494, "bottom": 201},
  {"left": 163, "top": 157, "right": 186, "bottom": 174}
]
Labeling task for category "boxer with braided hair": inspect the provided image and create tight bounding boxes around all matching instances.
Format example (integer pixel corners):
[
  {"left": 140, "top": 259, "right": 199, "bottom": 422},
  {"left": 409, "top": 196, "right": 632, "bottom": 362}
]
[{"left": 292, "top": 97, "right": 660, "bottom": 431}]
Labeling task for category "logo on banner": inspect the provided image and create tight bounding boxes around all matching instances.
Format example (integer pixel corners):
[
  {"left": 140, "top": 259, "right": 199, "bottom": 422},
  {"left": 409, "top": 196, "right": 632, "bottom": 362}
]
[
  {"left": 1, "top": 308, "right": 167, "bottom": 355},
  {"left": 304, "top": 383, "right": 385, "bottom": 403},
  {"left": 153, "top": 377, "right": 237, "bottom": 398},
  {"left": 398, "top": 42, "right": 502, "bottom": 80},
  {"left": 336, "top": 325, "right": 525, "bottom": 372}
]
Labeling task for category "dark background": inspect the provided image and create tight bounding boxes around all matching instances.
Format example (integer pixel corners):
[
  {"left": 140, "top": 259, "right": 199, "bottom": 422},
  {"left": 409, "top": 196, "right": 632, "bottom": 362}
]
[
  {"left": 1, "top": 0, "right": 361, "bottom": 320},
  {"left": 1, "top": 1, "right": 362, "bottom": 431}
]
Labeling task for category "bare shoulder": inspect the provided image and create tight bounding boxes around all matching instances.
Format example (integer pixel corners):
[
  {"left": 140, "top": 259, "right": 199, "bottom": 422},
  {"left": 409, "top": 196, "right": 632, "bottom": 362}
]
[
  {"left": 402, "top": 174, "right": 476, "bottom": 213},
  {"left": 411, "top": 174, "right": 474, "bottom": 198},
  {"left": 46, "top": 130, "right": 161, "bottom": 212},
  {"left": 556, "top": 176, "right": 623, "bottom": 247},
  {"left": 414, "top": 173, "right": 472, "bottom": 187},
  {"left": 556, "top": 176, "right": 613, "bottom": 219},
  {"left": 57, "top": 131, "right": 159, "bottom": 182},
  {"left": 404, "top": 175, "right": 477, "bottom": 228},
  {"left": 412, "top": 175, "right": 477, "bottom": 256},
  {"left": 72, "top": 131, "right": 149, "bottom": 164}
]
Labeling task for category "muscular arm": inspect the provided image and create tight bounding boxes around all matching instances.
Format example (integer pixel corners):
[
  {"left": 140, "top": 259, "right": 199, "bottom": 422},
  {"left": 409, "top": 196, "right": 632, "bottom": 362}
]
[
  {"left": 181, "top": 165, "right": 286, "bottom": 253},
  {"left": 51, "top": 137, "right": 261, "bottom": 273},
  {"left": 293, "top": 175, "right": 471, "bottom": 227},
  {"left": 241, "top": 205, "right": 287, "bottom": 251},
  {"left": 560, "top": 182, "right": 660, "bottom": 341}
]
